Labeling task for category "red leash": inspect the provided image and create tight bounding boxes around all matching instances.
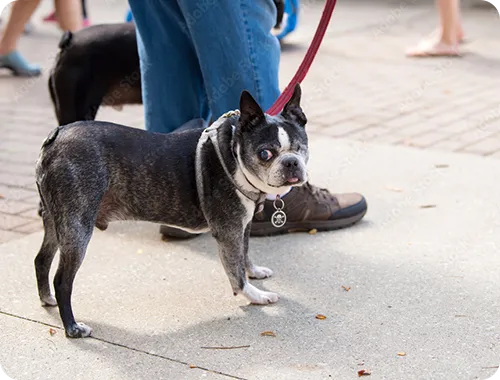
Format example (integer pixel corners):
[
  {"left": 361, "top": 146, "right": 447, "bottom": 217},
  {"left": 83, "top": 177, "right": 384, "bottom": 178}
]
[{"left": 266, "top": 0, "right": 337, "bottom": 116}]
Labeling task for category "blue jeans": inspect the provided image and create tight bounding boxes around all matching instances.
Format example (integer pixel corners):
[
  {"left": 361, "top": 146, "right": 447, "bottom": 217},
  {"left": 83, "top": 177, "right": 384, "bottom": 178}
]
[{"left": 129, "top": 0, "right": 281, "bottom": 133}]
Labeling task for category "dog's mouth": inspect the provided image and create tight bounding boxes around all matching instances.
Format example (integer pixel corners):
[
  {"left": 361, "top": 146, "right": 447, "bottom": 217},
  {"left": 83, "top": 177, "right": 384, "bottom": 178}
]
[{"left": 282, "top": 177, "right": 305, "bottom": 186}]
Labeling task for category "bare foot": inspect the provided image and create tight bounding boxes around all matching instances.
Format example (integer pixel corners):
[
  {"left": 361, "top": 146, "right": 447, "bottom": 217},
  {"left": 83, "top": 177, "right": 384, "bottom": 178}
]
[
  {"left": 406, "top": 39, "right": 460, "bottom": 57},
  {"left": 429, "top": 27, "right": 466, "bottom": 44}
]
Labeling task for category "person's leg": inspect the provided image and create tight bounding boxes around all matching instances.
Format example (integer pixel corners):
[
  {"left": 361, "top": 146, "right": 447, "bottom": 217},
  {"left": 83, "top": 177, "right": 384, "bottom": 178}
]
[
  {"left": 168, "top": 0, "right": 366, "bottom": 237},
  {"left": 0, "top": 0, "right": 40, "bottom": 54},
  {"left": 176, "top": 0, "right": 281, "bottom": 117},
  {"left": 439, "top": 0, "right": 460, "bottom": 45},
  {"left": 45, "top": 0, "right": 88, "bottom": 26},
  {"left": 129, "top": 0, "right": 210, "bottom": 133},
  {"left": 407, "top": 0, "right": 461, "bottom": 57},
  {"left": 0, "top": 0, "right": 41, "bottom": 77},
  {"left": 456, "top": 4, "right": 464, "bottom": 42},
  {"left": 54, "top": 0, "right": 83, "bottom": 31}
]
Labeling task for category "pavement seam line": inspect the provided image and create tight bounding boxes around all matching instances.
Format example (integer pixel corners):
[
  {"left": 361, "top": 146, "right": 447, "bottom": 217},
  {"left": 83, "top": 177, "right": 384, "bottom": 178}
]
[{"left": 0, "top": 309, "right": 248, "bottom": 380}]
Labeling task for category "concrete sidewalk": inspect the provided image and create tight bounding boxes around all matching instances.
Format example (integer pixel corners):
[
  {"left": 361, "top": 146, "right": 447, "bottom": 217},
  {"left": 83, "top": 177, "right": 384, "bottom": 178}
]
[{"left": 1, "top": 136, "right": 499, "bottom": 380}]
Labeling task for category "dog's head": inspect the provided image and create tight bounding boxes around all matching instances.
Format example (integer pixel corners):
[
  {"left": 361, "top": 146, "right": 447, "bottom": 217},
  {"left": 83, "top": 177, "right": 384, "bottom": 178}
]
[{"left": 233, "top": 84, "right": 309, "bottom": 195}]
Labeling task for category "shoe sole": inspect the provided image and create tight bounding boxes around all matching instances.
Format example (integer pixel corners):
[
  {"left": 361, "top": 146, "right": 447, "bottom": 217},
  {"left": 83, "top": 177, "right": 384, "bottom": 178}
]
[
  {"left": 250, "top": 209, "right": 367, "bottom": 237},
  {"left": 0, "top": 64, "right": 41, "bottom": 77}
]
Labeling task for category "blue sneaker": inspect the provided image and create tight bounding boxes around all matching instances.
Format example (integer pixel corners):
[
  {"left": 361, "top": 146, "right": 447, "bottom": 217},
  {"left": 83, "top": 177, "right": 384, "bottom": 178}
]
[
  {"left": 125, "top": 9, "right": 133, "bottom": 22},
  {"left": 0, "top": 50, "right": 41, "bottom": 77},
  {"left": 276, "top": 0, "right": 299, "bottom": 40}
]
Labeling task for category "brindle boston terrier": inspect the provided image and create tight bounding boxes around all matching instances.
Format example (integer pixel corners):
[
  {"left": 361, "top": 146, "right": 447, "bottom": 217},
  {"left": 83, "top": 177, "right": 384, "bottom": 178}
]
[{"left": 35, "top": 84, "right": 309, "bottom": 338}]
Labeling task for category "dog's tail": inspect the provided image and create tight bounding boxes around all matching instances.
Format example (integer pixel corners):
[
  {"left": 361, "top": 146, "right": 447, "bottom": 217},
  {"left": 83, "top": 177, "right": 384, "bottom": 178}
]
[
  {"left": 41, "top": 126, "right": 61, "bottom": 149},
  {"left": 58, "top": 31, "right": 73, "bottom": 50}
]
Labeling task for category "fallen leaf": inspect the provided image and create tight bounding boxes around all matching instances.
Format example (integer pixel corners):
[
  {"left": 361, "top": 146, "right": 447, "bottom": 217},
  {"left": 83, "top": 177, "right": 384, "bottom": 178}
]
[
  {"left": 397, "top": 352, "right": 406, "bottom": 356},
  {"left": 386, "top": 186, "right": 404, "bottom": 192},
  {"left": 49, "top": 328, "right": 57, "bottom": 336},
  {"left": 260, "top": 331, "right": 276, "bottom": 337},
  {"left": 342, "top": 286, "right": 351, "bottom": 292},
  {"left": 0, "top": 194, "right": 4, "bottom": 199},
  {"left": 189, "top": 364, "right": 197, "bottom": 369},
  {"left": 358, "top": 369, "right": 371, "bottom": 377},
  {"left": 455, "top": 315, "right": 467, "bottom": 318},
  {"left": 434, "top": 164, "right": 449, "bottom": 168},
  {"left": 308, "top": 228, "right": 318, "bottom": 235},
  {"left": 419, "top": 204, "right": 436, "bottom": 209},
  {"left": 315, "top": 314, "right": 327, "bottom": 320}
]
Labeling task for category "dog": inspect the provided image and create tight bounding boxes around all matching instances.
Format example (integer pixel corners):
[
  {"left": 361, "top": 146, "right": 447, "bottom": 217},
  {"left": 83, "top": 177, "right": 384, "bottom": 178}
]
[
  {"left": 48, "top": 22, "right": 141, "bottom": 126},
  {"left": 48, "top": 1, "right": 285, "bottom": 126},
  {"left": 35, "top": 84, "right": 309, "bottom": 338}
]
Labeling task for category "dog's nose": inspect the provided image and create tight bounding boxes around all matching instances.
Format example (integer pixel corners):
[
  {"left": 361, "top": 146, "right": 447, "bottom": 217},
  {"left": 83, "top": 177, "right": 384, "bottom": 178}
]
[{"left": 283, "top": 157, "right": 299, "bottom": 168}]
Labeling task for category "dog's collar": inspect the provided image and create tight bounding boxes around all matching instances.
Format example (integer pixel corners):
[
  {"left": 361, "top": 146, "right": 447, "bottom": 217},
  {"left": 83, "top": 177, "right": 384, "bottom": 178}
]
[{"left": 203, "top": 111, "right": 266, "bottom": 209}]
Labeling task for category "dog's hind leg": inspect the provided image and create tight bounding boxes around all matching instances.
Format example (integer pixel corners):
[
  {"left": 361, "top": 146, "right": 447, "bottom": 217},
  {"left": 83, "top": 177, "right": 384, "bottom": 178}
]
[
  {"left": 51, "top": 69, "right": 80, "bottom": 125},
  {"left": 76, "top": 81, "right": 108, "bottom": 122},
  {"left": 50, "top": 68, "right": 102, "bottom": 125},
  {"left": 53, "top": 222, "right": 95, "bottom": 338},
  {"left": 34, "top": 215, "right": 59, "bottom": 307},
  {"left": 48, "top": 74, "right": 58, "bottom": 123}
]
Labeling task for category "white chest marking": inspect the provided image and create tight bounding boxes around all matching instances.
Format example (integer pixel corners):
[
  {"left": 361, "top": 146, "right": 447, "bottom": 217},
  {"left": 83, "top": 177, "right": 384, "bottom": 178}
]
[
  {"left": 277, "top": 127, "right": 291, "bottom": 151},
  {"left": 234, "top": 166, "right": 257, "bottom": 226}
]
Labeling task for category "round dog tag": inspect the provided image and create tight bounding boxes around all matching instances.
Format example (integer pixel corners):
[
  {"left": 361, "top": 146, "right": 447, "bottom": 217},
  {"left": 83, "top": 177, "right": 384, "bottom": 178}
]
[
  {"left": 271, "top": 209, "right": 287, "bottom": 228},
  {"left": 271, "top": 196, "right": 287, "bottom": 228}
]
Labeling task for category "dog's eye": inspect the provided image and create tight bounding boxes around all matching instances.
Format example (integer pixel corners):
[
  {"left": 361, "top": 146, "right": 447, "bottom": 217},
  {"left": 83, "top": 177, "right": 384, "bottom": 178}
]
[{"left": 259, "top": 149, "right": 273, "bottom": 161}]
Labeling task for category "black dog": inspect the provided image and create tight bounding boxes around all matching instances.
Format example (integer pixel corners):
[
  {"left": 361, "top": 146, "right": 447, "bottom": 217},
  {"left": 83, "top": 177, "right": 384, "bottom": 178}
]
[
  {"left": 48, "top": 23, "right": 141, "bottom": 126},
  {"left": 35, "top": 85, "right": 309, "bottom": 338},
  {"left": 48, "top": 1, "right": 285, "bottom": 125}
]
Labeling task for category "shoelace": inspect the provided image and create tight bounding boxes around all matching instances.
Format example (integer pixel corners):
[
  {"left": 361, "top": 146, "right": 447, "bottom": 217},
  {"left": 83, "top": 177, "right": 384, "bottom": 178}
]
[{"left": 302, "top": 183, "right": 337, "bottom": 204}]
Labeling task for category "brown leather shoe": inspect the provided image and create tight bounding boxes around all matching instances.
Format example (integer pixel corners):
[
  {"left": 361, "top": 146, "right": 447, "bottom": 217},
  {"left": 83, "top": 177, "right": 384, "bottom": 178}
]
[{"left": 251, "top": 183, "right": 367, "bottom": 237}]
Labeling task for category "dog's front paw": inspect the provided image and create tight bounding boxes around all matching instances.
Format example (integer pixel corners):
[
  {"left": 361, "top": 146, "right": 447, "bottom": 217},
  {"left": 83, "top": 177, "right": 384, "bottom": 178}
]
[
  {"left": 66, "top": 322, "right": 93, "bottom": 338},
  {"left": 40, "top": 294, "right": 57, "bottom": 307},
  {"left": 242, "top": 283, "right": 279, "bottom": 305},
  {"left": 248, "top": 265, "right": 273, "bottom": 279}
]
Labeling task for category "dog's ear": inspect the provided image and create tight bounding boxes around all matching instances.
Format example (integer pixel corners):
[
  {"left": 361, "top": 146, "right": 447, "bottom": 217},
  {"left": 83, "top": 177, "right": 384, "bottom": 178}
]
[
  {"left": 281, "top": 83, "right": 307, "bottom": 127},
  {"left": 239, "top": 90, "right": 265, "bottom": 130}
]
